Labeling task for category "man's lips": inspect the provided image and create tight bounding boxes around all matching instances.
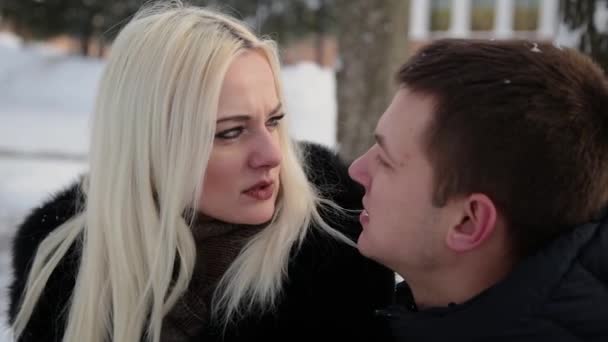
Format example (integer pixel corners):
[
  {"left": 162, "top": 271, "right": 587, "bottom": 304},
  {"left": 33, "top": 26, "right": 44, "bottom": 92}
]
[
  {"left": 360, "top": 198, "right": 370, "bottom": 225},
  {"left": 360, "top": 209, "right": 370, "bottom": 225}
]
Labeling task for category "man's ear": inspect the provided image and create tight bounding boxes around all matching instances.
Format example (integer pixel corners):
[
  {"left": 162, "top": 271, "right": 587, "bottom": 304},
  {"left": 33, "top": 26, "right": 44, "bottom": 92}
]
[{"left": 445, "top": 194, "right": 497, "bottom": 252}]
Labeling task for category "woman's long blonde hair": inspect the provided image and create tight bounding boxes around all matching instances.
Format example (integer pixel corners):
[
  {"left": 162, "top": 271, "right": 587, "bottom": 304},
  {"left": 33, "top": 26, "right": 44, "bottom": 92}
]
[{"left": 11, "top": 2, "right": 352, "bottom": 342}]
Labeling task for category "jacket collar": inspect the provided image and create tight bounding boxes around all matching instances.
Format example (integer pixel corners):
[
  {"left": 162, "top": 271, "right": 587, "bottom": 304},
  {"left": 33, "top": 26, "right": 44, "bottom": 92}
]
[{"left": 381, "top": 214, "right": 606, "bottom": 337}]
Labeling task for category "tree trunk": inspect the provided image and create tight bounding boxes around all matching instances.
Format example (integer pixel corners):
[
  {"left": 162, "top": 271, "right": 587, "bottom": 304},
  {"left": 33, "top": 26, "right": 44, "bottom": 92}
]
[
  {"left": 97, "top": 35, "right": 105, "bottom": 58},
  {"left": 79, "top": 12, "right": 95, "bottom": 57},
  {"left": 315, "top": 0, "right": 329, "bottom": 66},
  {"left": 315, "top": 33, "right": 325, "bottom": 66},
  {"left": 335, "top": 0, "right": 409, "bottom": 161},
  {"left": 80, "top": 33, "right": 90, "bottom": 56}
]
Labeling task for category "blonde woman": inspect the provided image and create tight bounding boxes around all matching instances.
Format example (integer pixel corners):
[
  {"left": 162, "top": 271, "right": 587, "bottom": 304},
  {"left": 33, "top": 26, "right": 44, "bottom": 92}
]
[{"left": 7, "top": 2, "right": 394, "bottom": 342}]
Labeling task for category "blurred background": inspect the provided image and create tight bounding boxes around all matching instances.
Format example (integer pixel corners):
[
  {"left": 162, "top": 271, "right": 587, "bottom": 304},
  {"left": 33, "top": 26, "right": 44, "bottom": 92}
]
[{"left": 0, "top": 0, "right": 607, "bottom": 339}]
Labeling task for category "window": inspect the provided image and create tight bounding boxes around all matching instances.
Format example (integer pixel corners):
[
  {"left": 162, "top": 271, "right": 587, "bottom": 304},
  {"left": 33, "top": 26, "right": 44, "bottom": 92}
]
[
  {"left": 514, "top": 0, "right": 539, "bottom": 31},
  {"left": 430, "top": 0, "right": 451, "bottom": 31},
  {"left": 471, "top": 0, "right": 495, "bottom": 31}
]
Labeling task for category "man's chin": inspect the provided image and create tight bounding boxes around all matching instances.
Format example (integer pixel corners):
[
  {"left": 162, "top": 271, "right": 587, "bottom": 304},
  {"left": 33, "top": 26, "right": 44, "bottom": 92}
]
[{"left": 356, "top": 234, "right": 374, "bottom": 258}]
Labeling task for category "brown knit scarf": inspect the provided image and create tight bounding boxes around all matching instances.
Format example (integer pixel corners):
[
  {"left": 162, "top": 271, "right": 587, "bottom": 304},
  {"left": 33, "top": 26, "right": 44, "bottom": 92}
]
[{"left": 160, "top": 220, "right": 264, "bottom": 341}]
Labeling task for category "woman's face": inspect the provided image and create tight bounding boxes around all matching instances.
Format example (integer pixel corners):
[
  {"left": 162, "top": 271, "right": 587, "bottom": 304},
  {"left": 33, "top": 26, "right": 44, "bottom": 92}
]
[{"left": 198, "top": 50, "right": 284, "bottom": 224}]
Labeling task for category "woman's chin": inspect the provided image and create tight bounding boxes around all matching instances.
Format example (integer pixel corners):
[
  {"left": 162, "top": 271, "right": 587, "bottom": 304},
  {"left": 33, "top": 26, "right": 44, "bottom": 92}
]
[
  {"left": 238, "top": 204, "right": 276, "bottom": 225},
  {"left": 246, "top": 212, "right": 275, "bottom": 225}
]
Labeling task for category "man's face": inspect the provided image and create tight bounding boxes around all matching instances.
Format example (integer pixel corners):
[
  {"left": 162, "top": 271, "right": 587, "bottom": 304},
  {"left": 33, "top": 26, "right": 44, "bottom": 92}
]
[{"left": 349, "top": 88, "right": 457, "bottom": 276}]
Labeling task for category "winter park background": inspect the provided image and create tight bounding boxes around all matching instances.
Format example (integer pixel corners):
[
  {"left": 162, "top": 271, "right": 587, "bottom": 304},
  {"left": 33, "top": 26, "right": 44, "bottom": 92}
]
[{"left": 0, "top": 0, "right": 598, "bottom": 339}]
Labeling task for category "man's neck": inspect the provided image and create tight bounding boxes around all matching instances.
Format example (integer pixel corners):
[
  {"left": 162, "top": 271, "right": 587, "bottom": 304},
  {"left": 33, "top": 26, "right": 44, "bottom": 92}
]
[{"left": 399, "top": 255, "right": 515, "bottom": 309}]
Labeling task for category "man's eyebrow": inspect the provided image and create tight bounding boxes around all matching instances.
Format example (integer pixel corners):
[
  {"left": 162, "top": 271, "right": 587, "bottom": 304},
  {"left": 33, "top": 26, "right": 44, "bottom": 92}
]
[
  {"left": 216, "top": 102, "right": 283, "bottom": 123},
  {"left": 375, "top": 133, "right": 398, "bottom": 163}
]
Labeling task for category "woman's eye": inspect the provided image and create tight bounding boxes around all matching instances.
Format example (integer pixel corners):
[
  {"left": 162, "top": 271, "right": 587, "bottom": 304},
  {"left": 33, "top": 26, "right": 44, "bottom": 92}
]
[
  {"left": 267, "top": 114, "right": 285, "bottom": 127},
  {"left": 215, "top": 127, "right": 244, "bottom": 140}
]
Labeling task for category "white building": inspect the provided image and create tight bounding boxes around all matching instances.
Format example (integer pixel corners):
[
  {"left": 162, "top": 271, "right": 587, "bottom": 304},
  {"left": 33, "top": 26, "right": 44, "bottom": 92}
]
[{"left": 406, "top": 0, "right": 591, "bottom": 48}]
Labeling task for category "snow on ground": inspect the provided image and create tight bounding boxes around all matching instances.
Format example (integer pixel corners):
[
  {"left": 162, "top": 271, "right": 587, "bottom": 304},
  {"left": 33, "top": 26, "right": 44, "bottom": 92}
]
[
  {"left": 0, "top": 40, "right": 104, "bottom": 114},
  {"left": 0, "top": 32, "right": 21, "bottom": 50},
  {"left": 282, "top": 62, "right": 337, "bottom": 148},
  {"left": 0, "top": 32, "right": 338, "bottom": 338},
  {"left": 0, "top": 109, "right": 89, "bottom": 155}
]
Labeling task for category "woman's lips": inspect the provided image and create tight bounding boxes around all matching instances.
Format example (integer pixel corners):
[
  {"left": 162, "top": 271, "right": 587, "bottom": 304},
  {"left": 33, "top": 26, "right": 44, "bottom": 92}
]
[{"left": 243, "top": 181, "right": 275, "bottom": 201}]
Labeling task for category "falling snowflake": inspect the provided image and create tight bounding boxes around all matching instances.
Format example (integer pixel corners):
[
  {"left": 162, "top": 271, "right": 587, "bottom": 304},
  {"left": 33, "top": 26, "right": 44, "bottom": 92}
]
[{"left": 530, "top": 43, "right": 542, "bottom": 53}]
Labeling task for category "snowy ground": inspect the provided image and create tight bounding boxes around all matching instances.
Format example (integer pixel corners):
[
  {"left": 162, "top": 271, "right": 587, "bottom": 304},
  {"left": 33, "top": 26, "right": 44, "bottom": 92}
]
[{"left": 0, "top": 32, "right": 338, "bottom": 338}]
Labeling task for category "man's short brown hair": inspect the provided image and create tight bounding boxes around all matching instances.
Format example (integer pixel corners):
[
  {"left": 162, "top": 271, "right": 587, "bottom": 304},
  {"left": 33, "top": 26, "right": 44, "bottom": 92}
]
[{"left": 398, "top": 39, "right": 608, "bottom": 256}]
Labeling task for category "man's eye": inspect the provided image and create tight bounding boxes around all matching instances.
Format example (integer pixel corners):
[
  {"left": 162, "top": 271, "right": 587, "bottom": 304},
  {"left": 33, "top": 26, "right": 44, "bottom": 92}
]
[
  {"left": 215, "top": 127, "right": 244, "bottom": 139},
  {"left": 267, "top": 114, "right": 285, "bottom": 127}
]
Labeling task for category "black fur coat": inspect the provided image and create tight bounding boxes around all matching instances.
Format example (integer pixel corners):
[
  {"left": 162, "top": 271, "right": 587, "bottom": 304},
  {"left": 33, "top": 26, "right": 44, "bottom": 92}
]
[{"left": 7, "top": 142, "right": 395, "bottom": 341}]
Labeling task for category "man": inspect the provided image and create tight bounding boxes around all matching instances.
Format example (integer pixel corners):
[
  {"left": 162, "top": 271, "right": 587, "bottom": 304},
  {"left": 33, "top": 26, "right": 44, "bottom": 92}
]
[{"left": 349, "top": 39, "right": 608, "bottom": 341}]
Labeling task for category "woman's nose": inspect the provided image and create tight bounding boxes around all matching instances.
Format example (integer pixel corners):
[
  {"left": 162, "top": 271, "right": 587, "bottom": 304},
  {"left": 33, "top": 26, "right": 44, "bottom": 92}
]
[{"left": 248, "top": 131, "right": 282, "bottom": 169}]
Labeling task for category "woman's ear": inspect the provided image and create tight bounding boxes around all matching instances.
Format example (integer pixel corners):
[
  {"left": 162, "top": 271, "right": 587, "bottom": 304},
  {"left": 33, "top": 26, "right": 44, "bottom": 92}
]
[{"left": 445, "top": 194, "right": 497, "bottom": 252}]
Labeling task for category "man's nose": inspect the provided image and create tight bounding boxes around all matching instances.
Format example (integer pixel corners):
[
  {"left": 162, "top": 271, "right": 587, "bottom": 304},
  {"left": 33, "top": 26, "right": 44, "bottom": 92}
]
[{"left": 348, "top": 151, "right": 370, "bottom": 189}]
